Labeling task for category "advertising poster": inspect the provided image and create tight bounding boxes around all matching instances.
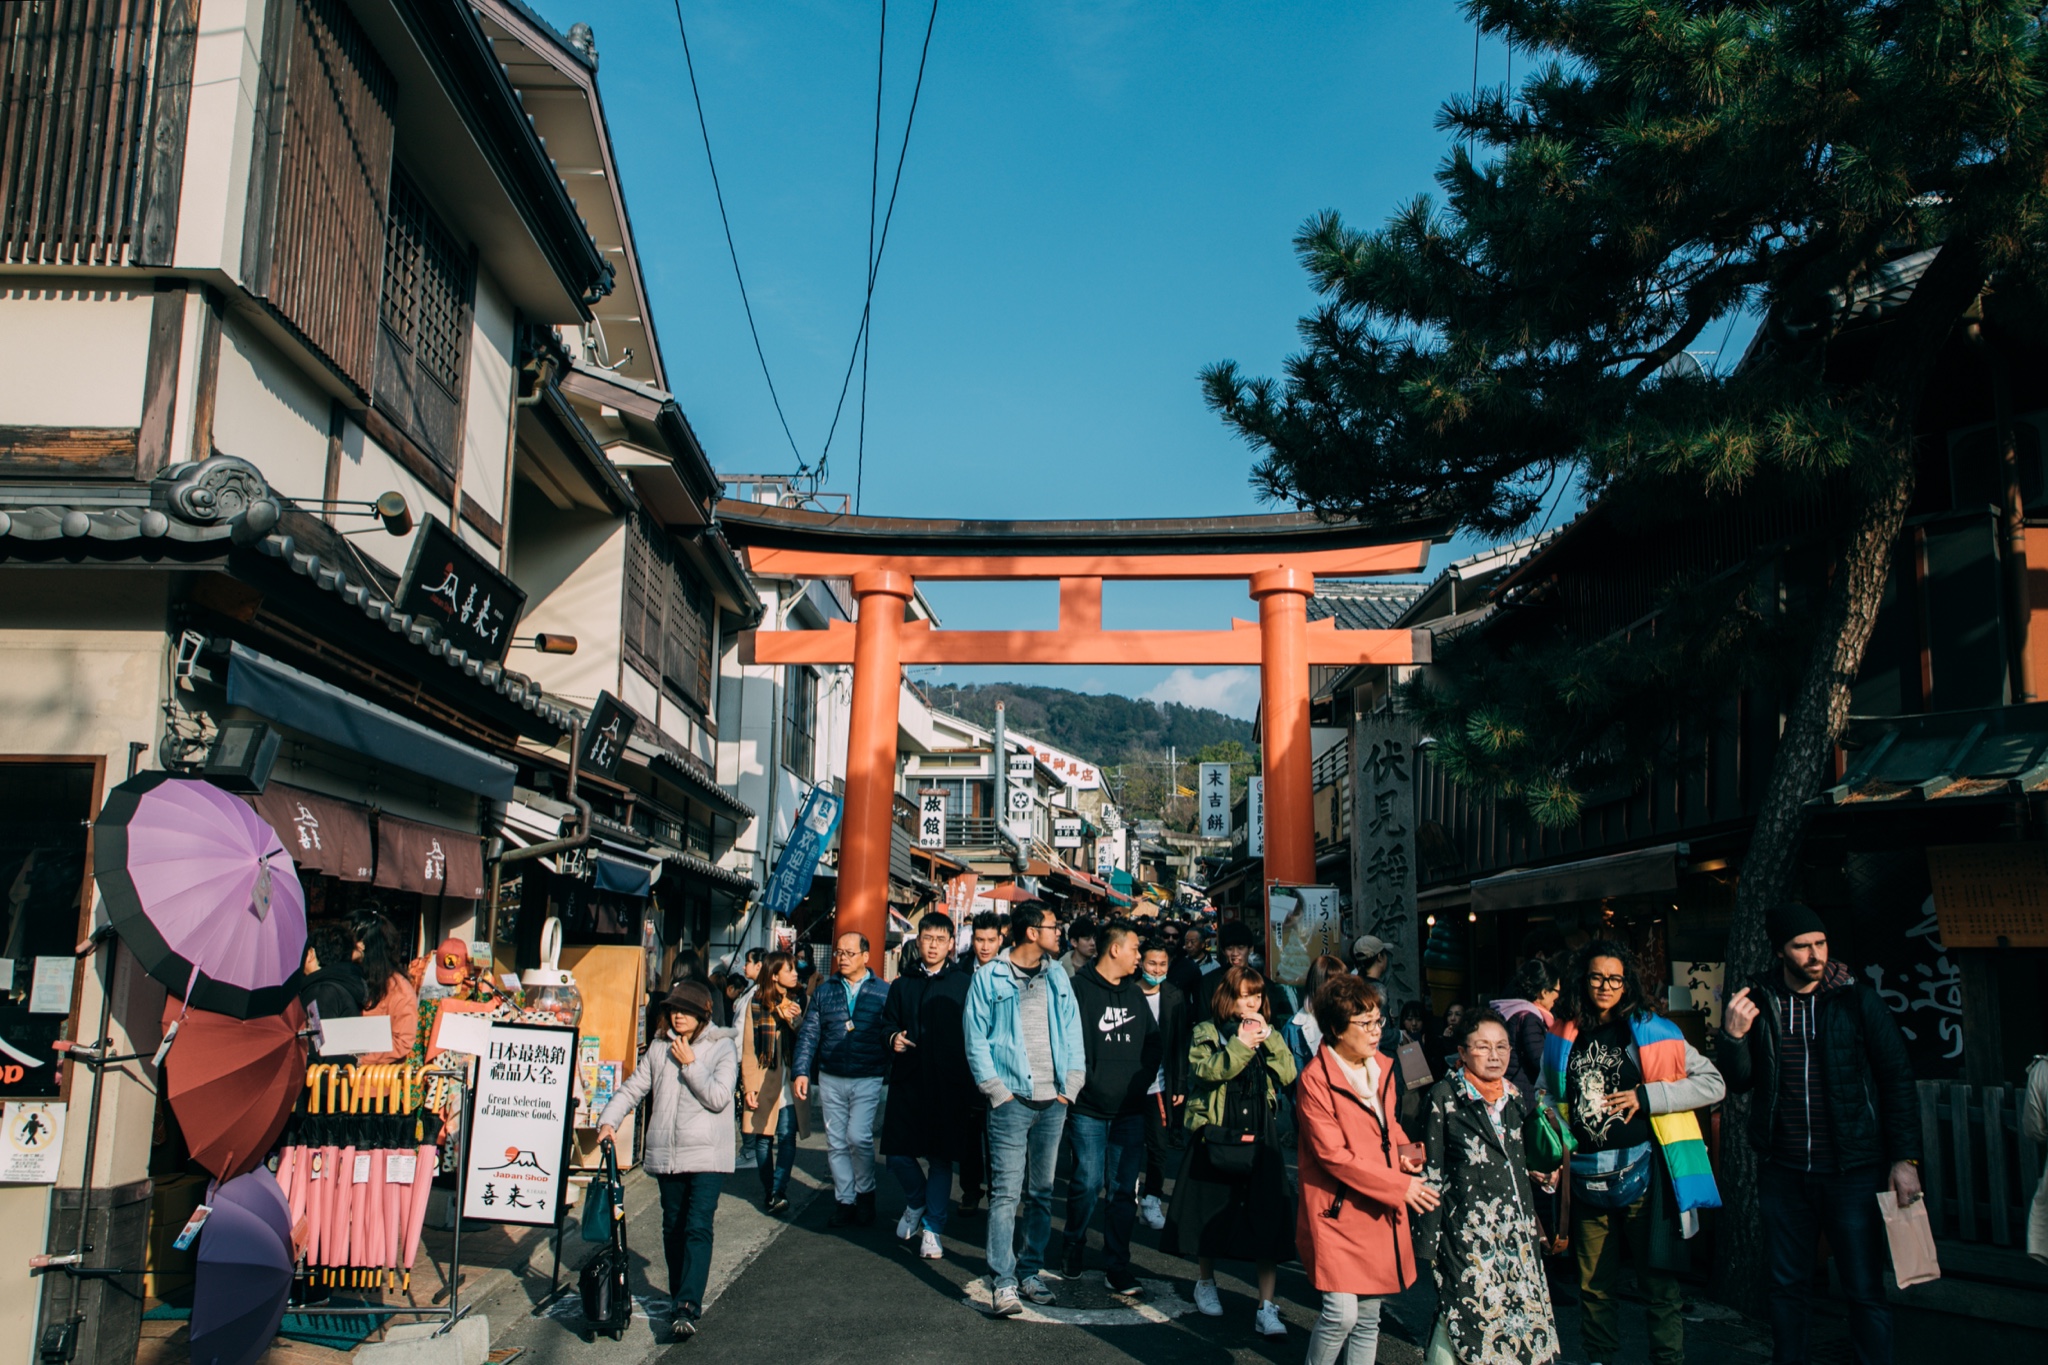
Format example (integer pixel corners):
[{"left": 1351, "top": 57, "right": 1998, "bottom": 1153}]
[
  {"left": 1268, "top": 884, "right": 1341, "bottom": 989},
  {"left": 462, "top": 1021, "right": 577, "bottom": 1225}
]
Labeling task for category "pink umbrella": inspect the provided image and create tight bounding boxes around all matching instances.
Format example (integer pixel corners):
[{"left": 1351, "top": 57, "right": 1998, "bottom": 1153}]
[
  {"left": 399, "top": 1142, "right": 437, "bottom": 1288},
  {"left": 93, "top": 773, "right": 307, "bottom": 1018}
]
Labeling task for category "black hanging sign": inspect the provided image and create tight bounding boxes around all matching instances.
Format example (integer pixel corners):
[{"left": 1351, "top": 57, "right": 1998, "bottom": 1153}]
[
  {"left": 396, "top": 515, "right": 527, "bottom": 664},
  {"left": 579, "top": 692, "right": 636, "bottom": 781}
]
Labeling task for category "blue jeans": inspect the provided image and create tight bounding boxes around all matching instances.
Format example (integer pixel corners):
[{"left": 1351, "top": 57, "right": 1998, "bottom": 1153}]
[
  {"left": 743, "top": 1105, "right": 797, "bottom": 1201},
  {"left": 888, "top": 1155, "right": 953, "bottom": 1235},
  {"left": 1062, "top": 1111, "right": 1145, "bottom": 1271},
  {"left": 1761, "top": 1160, "right": 1894, "bottom": 1365},
  {"left": 654, "top": 1171, "right": 723, "bottom": 1309},
  {"left": 819, "top": 1073, "right": 884, "bottom": 1202},
  {"left": 985, "top": 1098, "right": 1067, "bottom": 1290}
]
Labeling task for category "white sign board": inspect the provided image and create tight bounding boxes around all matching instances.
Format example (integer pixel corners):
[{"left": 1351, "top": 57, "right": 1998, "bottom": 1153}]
[
  {"left": 1197, "top": 763, "right": 1232, "bottom": 839},
  {"left": 462, "top": 1022, "right": 576, "bottom": 1226},
  {"left": 1268, "top": 885, "right": 1341, "bottom": 989},
  {"left": 1052, "top": 817, "right": 1083, "bottom": 849},
  {"left": 1007, "top": 752, "right": 1035, "bottom": 779},
  {"left": 917, "top": 789, "right": 948, "bottom": 850},
  {"left": 0, "top": 1101, "right": 64, "bottom": 1183},
  {"left": 1247, "top": 777, "right": 1265, "bottom": 857}
]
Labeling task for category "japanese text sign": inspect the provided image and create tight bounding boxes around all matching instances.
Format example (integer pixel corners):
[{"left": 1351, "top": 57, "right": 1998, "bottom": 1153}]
[
  {"left": 917, "top": 789, "right": 948, "bottom": 850},
  {"left": 1350, "top": 716, "right": 1420, "bottom": 1008},
  {"left": 579, "top": 692, "right": 637, "bottom": 782},
  {"left": 762, "top": 785, "right": 842, "bottom": 917},
  {"left": 462, "top": 1022, "right": 576, "bottom": 1226},
  {"left": 1198, "top": 763, "right": 1232, "bottom": 839},
  {"left": 396, "top": 516, "right": 528, "bottom": 664}
]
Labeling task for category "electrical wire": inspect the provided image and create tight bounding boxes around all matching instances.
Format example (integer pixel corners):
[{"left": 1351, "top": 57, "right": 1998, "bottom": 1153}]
[
  {"left": 855, "top": 1, "right": 889, "bottom": 515},
  {"left": 815, "top": 0, "right": 940, "bottom": 490},
  {"left": 670, "top": 0, "right": 806, "bottom": 469}
]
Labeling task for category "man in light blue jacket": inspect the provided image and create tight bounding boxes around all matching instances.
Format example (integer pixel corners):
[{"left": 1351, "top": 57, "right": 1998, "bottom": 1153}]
[{"left": 964, "top": 900, "right": 1086, "bottom": 1318}]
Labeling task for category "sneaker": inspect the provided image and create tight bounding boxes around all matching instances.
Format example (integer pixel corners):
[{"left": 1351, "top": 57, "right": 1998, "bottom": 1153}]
[
  {"left": 991, "top": 1285, "right": 1023, "bottom": 1318},
  {"left": 1105, "top": 1266, "right": 1143, "bottom": 1297},
  {"left": 672, "top": 1318, "right": 697, "bottom": 1342},
  {"left": 1255, "top": 1300, "right": 1286, "bottom": 1337},
  {"left": 1062, "top": 1240, "right": 1085, "bottom": 1278},
  {"left": 1139, "top": 1194, "right": 1166, "bottom": 1230},
  {"left": 919, "top": 1229, "right": 943, "bottom": 1259},
  {"left": 766, "top": 1194, "right": 790, "bottom": 1215},
  {"left": 1193, "top": 1278, "right": 1223, "bottom": 1316},
  {"left": 895, "top": 1204, "right": 925, "bottom": 1239},
  {"left": 1021, "top": 1274, "right": 1058, "bottom": 1306},
  {"left": 827, "top": 1201, "right": 857, "bottom": 1227}
]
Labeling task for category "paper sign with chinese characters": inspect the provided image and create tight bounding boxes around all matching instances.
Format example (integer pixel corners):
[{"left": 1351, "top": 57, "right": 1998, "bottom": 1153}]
[{"left": 462, "top": 1022, "right": 576, "bottom": 1226}]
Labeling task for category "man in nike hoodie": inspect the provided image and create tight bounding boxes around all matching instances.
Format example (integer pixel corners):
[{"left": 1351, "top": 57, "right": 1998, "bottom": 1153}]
[{"left": 1061, "top": 922, "right": 1162, "bottom": 1295}]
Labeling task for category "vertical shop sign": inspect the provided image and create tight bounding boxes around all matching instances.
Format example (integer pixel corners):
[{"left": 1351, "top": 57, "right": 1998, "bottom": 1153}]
[
  {"left": 1351, "top": 715, "right": 1421, "bottom": 1009},
  {"left": 762, "top": 786, "right": 843, "bottom": 917},
  {"left": 1198, "top": 763, "right": 1232, "bottom": 839},
  {"left": 463, "top": 1021, "right": 577, "bottom": 1225},
  {"left": 917, "top": 789, "right": 948, "bottom": 850},
  {"left": 1247, "top": 777, "right": 1265, "bottom": 857}
]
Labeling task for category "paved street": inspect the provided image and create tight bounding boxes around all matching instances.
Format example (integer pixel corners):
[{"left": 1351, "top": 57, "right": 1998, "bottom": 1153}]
[{"left": 456, "top": 1122, "right": 1812, "bottom": 1365}]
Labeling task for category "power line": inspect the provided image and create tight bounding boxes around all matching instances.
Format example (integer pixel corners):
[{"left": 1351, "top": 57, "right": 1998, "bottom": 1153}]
[
  {"left": 856, "top": 1, "right": 888, "bottom": 515},
  {"left": 816, "top": 0, "right": 940, "bottom": 488},
  {"left": 670, "top": 0, "right": 805, "bottom": 469}
]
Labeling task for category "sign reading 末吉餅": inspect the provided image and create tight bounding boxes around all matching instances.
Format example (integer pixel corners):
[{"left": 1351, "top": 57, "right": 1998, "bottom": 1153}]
[
  {"left": 1052, "top": 817, "right": 1083, "bottom": 849},
  {"left": 396, "top": 515, "right": 528, "bottom": 664},
  {"left": 578, "top": 692, "right": 637, "bottom": 781},
  {"left": 1198, "top": 763, "right": 1232, "bottom": 839},
  {"left": 917, "top": 789, "right": 948, "bottom": 850},
  {"left": 1350, "top": 715, "right": 1421, "bottom": 1010},
  {"left": 462, "top": 1021, "right": 576, "bottom": 1226}
]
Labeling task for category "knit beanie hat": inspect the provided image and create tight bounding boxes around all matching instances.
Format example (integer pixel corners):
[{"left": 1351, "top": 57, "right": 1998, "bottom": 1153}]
[
  {"left": 663, "top": 979, "right": 715, "bottom": 1024},
  {"left": 1764, "top": 902, "right": 1828, "bottom": 951}
]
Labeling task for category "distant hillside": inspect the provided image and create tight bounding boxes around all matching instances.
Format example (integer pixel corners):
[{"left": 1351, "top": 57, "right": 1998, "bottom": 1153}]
[{"left": 923, "top": 682, "right": 1253, "bottom": 769}]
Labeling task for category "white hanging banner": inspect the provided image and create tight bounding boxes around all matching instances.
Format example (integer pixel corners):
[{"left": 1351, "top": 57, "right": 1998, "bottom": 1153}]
[
  {"left": 462, "top": 1021, "right": 576, "bottom": 1226},
  {"left": 1197, "top": 763, "right": 1232, "bottom": 839},
  {"left": 1247, "top": 777, "right": 1265, "bottom": 857}
]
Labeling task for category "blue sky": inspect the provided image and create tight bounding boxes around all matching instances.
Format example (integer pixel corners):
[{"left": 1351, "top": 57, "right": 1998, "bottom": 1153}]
[{"left": 534, "top": 1, "right": 1542, "bottom": 718}]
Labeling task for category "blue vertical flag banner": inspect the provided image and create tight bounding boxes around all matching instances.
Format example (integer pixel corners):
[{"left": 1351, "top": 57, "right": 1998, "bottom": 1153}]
[{"left": 762, "top": 785, "right": 843, "bottom": 917}]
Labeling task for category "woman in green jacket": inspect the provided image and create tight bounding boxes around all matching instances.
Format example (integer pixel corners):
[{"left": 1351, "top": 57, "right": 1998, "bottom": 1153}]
[{"left": 1163, "top": 964, "right": 1299, "bottom": 1337}]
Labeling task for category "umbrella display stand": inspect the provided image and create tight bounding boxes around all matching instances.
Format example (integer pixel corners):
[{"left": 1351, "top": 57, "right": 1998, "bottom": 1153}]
[{"left": 277, "top": 1063, "right": 476, "bottom": 1339}]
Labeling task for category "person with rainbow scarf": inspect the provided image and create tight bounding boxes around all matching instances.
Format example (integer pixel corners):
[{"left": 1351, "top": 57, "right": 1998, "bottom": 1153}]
[{"left": 1543, "top": 940, "right": 1724, "bottom": 1365}]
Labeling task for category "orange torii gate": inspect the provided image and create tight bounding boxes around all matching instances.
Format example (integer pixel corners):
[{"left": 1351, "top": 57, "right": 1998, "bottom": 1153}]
[{"left": 720, "top": 503, "right": 1446, "bottom": 969}]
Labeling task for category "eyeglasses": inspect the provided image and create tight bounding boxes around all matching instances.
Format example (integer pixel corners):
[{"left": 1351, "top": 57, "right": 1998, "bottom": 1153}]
[
  {"left": 832, "top": 949, "right": 864, "bottom": 959},
  {"left": 1586, "top": 973, "right": 1627, "bottom": 989},
  {"left": 1351, "top": 1017, "right": 1385, "bottom": 1032},
  {"left": 1464, "top": 1042, "right": 1512, "bottom": 1055}
]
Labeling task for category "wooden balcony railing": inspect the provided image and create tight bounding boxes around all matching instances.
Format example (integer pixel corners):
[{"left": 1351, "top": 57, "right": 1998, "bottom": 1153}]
[{"left": 1, "top": 0, "right": 197, "bottom": 268}]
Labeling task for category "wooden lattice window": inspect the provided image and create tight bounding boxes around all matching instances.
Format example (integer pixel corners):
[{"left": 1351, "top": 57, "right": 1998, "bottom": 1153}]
[
  {"left": 781, "top": 664, "right": 817, "bottom": 781},
  {"left": 373, "top": 170, "right": 472, "bottom": 472},
  {"left": 624, "top": 514, "right": 715, "bottom": 715}
]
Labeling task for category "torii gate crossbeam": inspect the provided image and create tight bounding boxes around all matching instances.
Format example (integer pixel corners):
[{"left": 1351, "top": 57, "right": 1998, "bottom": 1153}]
[{"left": 722, "top": 504, "right": 1448, "bottom": 970}]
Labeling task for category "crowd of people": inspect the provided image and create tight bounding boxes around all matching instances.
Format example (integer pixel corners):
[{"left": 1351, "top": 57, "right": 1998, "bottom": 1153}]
[{"left": 591, "top": 900, "right": 1927, "bottom": 1365}]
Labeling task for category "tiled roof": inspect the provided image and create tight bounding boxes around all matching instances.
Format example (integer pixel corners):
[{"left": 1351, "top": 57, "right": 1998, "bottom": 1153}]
[{"left": 1309, "top": 581, "right": 1429, "bottom": 630}]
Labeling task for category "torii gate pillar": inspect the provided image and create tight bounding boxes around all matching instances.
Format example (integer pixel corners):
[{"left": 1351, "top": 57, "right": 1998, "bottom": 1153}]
[
  {"left": 1252, "top": 566, "right": 1316, "bottom": 888},
  {"left": 840, "top": 570, "right": 913, "bottom": 964}
]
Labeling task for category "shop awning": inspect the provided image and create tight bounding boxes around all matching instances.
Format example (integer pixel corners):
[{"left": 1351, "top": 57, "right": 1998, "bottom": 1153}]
[
  {"left": 1470, "top": 842, "right": 1690, "bottom": 914},
  {"left": 249, "top": 783, "right": 373, "bottom": 881},
  {"left": 592, "top": 837, "right": 662, "bottom": 899},
  {"left": 1820, "top": 702, "right": 2048, "bottom": 806},
  {"left": 374, "top": 813, "right": 487, "bottom": 898},
  {"left": 226, "top": 643, "right": 517, "bottom": 800}
]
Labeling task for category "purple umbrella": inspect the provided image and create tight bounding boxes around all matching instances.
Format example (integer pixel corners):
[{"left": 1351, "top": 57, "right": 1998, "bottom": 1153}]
[
  {"left": 191, "top": 1170, "right": 295, "bottom": 1365},
  {"left": 93, "top": 772, "right": 306, "bottom": 1018}
]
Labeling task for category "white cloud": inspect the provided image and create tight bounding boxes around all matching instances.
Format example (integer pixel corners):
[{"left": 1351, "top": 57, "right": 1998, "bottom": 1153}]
[{"left": 1142, "top": 668, "right": 1260, "bottom": 720}]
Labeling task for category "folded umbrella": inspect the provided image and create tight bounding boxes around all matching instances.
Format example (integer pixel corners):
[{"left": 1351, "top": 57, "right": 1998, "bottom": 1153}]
[
  {"left": 191, "top": 1170, "right": 294, "bottom": 1365},
  {"left": 94, "top": 772, "right": 306, "bottom": 1019},
  {"left": 162, "top": 997, "right": 308, "bottom": 1181}
]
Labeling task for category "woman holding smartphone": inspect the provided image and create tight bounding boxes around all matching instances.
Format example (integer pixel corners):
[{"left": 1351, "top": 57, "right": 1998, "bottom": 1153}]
[
  {"left": 1163, "top": 964, "right": 1298, "bottom": 1337},
  {"left": 1295, "top": 973, "right": 1440, "bottom": 1365}
]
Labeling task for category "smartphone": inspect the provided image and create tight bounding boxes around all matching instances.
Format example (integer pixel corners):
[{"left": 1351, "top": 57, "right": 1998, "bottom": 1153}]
[{"left": 1400, "top": 1142, "right": 1425, "bottom": 1166}]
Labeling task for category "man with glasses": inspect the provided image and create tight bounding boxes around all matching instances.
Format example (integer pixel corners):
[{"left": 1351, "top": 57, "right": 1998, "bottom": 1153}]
[
  {"left": 793, "top": 931, "right": 893, "bottom": 1227},
  {"left": 964, "top": 901, "right": 1087, "bottom": 1316}
]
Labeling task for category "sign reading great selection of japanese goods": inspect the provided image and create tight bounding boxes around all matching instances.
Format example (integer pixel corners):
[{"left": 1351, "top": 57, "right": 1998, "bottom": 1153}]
[{"left": 462, "top": 1022, "right": 576, "bottom": 1226}]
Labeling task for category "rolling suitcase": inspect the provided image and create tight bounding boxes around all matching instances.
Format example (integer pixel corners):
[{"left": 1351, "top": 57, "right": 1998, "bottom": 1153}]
[{"left": 578, "top": 1138, "right": 630, "bottom": 1340}]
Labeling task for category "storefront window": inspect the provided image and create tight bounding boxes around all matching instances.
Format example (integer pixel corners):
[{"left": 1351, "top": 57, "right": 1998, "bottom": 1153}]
[{"left": 0, "top": 761, "right": 97, "bottom": 1098}]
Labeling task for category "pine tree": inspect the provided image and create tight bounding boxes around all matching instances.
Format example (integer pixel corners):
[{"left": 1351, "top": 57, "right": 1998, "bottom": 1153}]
[{"left": 1205, "top": 0, "right": 2048, "bottom": 1304}]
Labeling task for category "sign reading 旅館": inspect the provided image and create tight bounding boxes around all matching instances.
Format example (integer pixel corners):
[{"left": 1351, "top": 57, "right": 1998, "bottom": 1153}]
[{"left": 462, "top": 1021, "right": 577, "bottom": 1226}]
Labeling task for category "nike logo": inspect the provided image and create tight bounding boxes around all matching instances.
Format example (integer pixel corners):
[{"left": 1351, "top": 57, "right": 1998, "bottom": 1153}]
[{"left": 1097, "top": 1007, "right": 1135, "bottom": 1033}]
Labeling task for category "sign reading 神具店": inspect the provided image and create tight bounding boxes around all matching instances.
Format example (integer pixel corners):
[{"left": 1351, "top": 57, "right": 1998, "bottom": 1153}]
[{"left": 1350, "top": 715, "right": 1421, "bottom": 1009}]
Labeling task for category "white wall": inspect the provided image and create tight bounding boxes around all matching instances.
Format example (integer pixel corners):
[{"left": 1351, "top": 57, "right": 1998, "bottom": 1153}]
[
  {"left": 212, "top": 312, "right": 330, "bottom": 497},
  {"left": 0, "top": 573, "right": 173, "bottom": 1363},
  {"left": 460, "top": 270, "right": 516, "bottom": 529},
  {"left": 333, "top": 421, "right": 447, "bottom": 578},
  {"left": 178, "top": 0, "right": 268, "bottom": 273},
  {"left": 0, "top": 282, "right": 152, "bottom": 427},
  {"left": 506, "top": 490, "right": 625, "bottom": 708}
]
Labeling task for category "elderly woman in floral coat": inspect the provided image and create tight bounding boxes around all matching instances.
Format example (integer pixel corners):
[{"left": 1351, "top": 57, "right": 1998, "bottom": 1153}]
[{"left": 1415, "top": 1008, "right": 1559, "bottom": 1365}]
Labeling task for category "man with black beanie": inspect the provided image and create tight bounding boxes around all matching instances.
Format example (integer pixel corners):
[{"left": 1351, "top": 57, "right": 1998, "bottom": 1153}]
[
  {"left": 1719, "top": 902, "right": 1921, "bottom": 1365},
  {"left": 1061, "top": 922, "right": 1160, "bottom": 1295}
]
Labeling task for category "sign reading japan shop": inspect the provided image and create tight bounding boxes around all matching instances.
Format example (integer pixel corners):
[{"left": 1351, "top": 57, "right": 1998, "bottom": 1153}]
[{"left": 462, "top": 1021, "right": 577, "bottom": 1226}]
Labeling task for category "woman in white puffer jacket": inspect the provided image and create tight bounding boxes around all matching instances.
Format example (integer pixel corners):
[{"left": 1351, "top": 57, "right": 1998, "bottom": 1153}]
[{"left": 597, "top": 980, "right": 735, "bottom": 1340}]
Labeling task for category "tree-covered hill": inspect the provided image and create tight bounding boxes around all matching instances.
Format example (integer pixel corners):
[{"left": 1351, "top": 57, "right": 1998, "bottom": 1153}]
[{"left": 923, "top": 682, "right": 1251, "bottom": 768}]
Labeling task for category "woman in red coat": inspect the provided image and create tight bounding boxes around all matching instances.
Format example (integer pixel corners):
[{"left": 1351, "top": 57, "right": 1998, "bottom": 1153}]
[{"left": 1296, "top": 973, "right": 1443, "bottom": 1365}]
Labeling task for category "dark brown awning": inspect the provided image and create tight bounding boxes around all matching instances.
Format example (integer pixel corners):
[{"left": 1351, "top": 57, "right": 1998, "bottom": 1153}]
[
  {"left": 1470, "top": 842, "right": 1689, "bottom": 914},
  {"left": 375, "top": 814, "right": 485, "bottom": 899},
  {"left": 250, "top": 784, "right": 373, "bottom": 882}
]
